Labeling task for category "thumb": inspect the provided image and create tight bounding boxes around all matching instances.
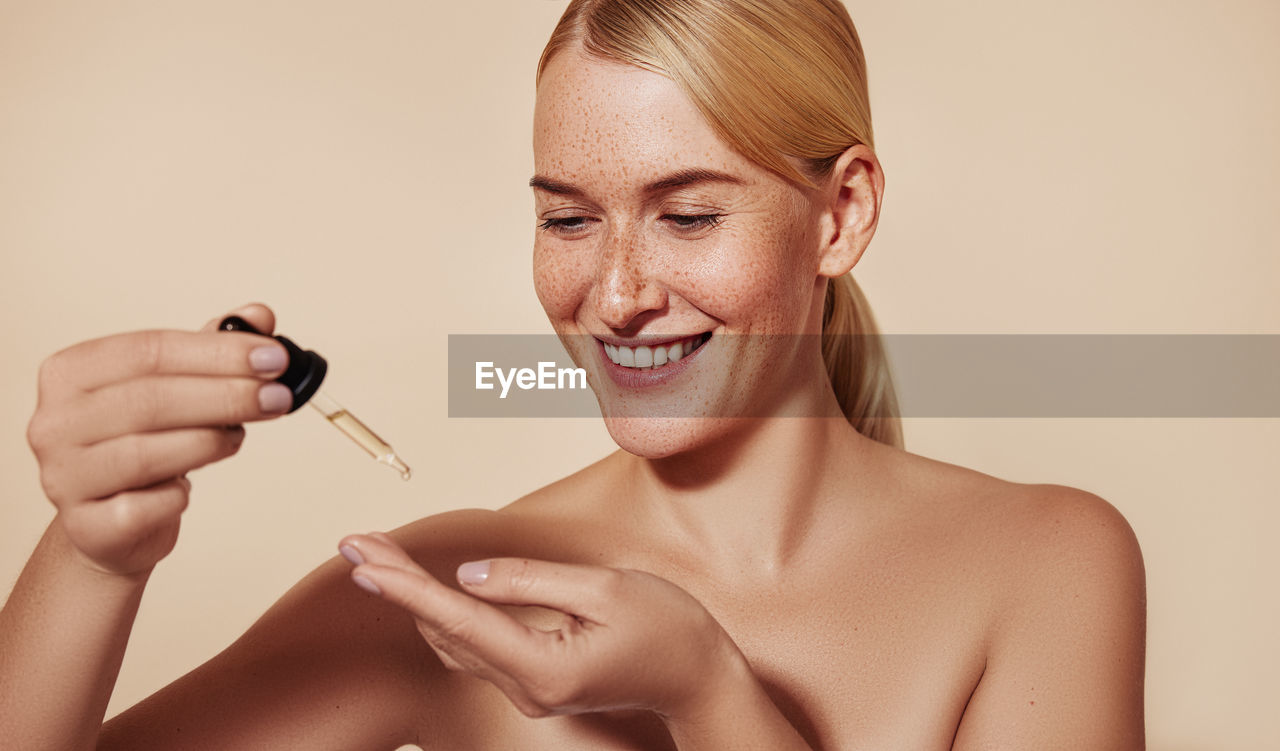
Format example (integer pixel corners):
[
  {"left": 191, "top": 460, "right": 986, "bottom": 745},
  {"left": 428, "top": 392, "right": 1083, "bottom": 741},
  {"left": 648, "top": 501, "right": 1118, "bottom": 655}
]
[
  {"left": 456, "top": 558, "right": 618, "bottom": 623},
  {"left": 200, "top": 302, "right": 276, "bottom": 334}
]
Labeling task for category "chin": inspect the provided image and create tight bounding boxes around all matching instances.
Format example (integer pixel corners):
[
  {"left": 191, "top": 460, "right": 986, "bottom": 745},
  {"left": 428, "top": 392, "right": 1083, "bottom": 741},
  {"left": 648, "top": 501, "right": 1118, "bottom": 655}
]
[{"left": 601, "top": 415, "right": 740, "bottom": 459}]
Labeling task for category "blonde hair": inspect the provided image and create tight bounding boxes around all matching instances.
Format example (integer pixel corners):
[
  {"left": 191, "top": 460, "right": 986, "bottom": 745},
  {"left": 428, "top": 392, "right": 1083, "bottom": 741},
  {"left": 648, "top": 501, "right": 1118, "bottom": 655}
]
[{"left": 538, "top": 0, "right": 903, "bottom": 448}]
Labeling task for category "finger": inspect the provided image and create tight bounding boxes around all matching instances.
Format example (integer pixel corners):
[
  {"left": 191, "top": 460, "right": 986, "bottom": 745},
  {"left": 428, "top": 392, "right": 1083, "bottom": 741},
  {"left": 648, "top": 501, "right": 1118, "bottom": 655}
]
[
  {"left": 455, "top": 557, "right": 618, "bottom": 624},
  {"left": 199, "top": 303, "right": 276, "bottom": 335},
  {"left": 60, "top": 477, "right": 190, "bottom": 572},
  {"left": 354, "top": 561, "right": 551, "bottom": 673},
  {"left": 339, "top": 531, "right": 428, "bottom": 577},
  {"left": 41, "top": 426, "right": 245, "bottom": 507},
  {"left": 38, "top": 329, "right": 288, "bottom": 398},
  {"left": 346, "top": 535, "right": 609, "bottom": 624},
  {"left": 426, "top": 642, "right": 469, "bottom": 673},
  {"left": 339, "top": 534, "right": 559, "bottom": 676},
  {"left": 68, "top": 376, "right": 292, "bottom": 445}
]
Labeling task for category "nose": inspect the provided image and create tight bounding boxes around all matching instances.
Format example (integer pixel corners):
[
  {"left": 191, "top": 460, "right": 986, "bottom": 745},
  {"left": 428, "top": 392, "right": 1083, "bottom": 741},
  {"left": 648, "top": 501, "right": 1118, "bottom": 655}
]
[{"left": 591, "top": 223, "right": 668, "bottom": 331}]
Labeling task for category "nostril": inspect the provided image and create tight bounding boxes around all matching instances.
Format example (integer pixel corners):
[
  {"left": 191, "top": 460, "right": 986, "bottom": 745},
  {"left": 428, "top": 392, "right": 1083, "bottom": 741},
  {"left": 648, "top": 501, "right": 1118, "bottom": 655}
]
[
  {"left": 592, "top": 283, "right": 669, "bottom": 331},
  {"left": 594, "top": 293, "right": 640, "bottom": 331}
]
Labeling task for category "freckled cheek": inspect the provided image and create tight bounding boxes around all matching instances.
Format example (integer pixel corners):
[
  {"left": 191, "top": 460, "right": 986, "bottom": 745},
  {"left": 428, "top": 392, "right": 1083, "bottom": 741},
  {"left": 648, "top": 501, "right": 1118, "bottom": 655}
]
[
  {"left": 532, "top": 243, "right": 594, "bottom": 324},
  {"left": 688, "top": 236, "right": 811, "bottom": 327}
]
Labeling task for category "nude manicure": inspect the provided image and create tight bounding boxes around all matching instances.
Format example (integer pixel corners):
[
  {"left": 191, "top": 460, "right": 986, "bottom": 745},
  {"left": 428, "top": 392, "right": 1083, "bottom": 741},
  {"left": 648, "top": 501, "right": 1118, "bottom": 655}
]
[
  {"left": 352, "top": 575, "right": 381, "bottom": 596},
  {"left": 258, "top": 383, "right": 293, "bottom": 413},
  {"left": 457, "top": 560, "right": 491, "bottom": 585},
  {"left": 249, "top": 345, "right": 288, "bottom": 373}
]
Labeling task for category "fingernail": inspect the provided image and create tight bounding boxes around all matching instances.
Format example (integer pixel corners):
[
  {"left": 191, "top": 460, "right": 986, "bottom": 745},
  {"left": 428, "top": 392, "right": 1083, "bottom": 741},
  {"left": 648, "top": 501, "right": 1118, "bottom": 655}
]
[
  {"left": 249, "top": 345, "right": 288, "bottom": 373},
  {"left": 258, "top": 382, "right": 293, "bottom": 413},
  {"left": 457, "top": 560, "right": 490, "bottom": 586},
  {"left": 339, "top": 544, "right": 364, "bottom": 566},
  {"left": 352, "top": 575, "right": 381, "bottom": 596}
]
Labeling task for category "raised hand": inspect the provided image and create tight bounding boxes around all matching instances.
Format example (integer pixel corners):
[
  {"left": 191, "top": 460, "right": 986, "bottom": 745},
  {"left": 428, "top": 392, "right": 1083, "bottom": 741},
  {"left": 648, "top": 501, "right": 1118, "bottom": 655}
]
[{"left": 26, "top": 303, "right": 291, "bottom": 576}]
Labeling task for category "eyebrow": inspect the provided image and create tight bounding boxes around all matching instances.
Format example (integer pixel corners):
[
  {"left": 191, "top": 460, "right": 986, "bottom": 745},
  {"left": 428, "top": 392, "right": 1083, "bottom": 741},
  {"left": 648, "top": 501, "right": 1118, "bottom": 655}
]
[{"left": 528, "top": 167, "right": 747, "bottom": 197}]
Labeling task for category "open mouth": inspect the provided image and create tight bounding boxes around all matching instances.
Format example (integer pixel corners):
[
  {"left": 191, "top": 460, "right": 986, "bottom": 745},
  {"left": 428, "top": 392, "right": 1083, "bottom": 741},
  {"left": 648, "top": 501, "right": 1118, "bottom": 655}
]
[{"left": 601, "top": 332, "right": 712, "bottom": 371}]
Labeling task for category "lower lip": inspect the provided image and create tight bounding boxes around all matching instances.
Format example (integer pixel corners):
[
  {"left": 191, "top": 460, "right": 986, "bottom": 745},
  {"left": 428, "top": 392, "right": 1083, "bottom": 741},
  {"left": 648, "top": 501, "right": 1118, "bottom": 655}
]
[{"left": 599, "top": 337, "right": 708, "bottom": 389}]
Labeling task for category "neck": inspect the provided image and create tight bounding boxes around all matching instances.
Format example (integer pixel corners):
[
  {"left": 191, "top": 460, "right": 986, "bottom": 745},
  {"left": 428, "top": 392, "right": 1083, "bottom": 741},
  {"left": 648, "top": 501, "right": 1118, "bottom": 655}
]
[{"left": 624, "top": 376, "right": 874, "bottom": 577}]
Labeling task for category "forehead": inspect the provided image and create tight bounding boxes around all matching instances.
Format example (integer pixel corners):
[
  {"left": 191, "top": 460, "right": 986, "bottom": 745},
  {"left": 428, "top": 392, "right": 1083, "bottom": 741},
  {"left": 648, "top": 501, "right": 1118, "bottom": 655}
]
[{"left": 533, "top": 50, "right": 755, "bottom": 187}]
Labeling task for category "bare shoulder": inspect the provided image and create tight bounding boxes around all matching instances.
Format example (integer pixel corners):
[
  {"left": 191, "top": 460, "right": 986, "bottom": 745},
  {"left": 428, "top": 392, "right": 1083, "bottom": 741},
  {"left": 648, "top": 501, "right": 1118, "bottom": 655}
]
[
  {"left": 899, "top": 457, "right": 1148, "bottom": 748},
  {"left": 391, "top": 454, "right": 625, "bottom": 566},
  {"left": 982, "top": 479, "right": 1145, "bottom": 603},
  {"left": 889, "top": 448, "right": 1144, "bottom": 591},
  {"left": 384, "top": 451, "right": 628, "bottom": 601}
]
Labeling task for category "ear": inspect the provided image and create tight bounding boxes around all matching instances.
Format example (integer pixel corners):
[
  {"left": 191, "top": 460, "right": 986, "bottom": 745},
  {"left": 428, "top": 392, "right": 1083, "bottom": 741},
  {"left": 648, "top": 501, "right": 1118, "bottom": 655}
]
[{"left": 816, "top": 144, "right": 884, "bottom": 278}]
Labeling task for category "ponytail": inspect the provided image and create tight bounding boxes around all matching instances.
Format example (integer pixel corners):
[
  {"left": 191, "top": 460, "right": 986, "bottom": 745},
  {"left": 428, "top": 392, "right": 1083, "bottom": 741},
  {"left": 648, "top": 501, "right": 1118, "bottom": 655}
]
[{"left": 822, "top": 273, "right": 903, "bottom": 448}]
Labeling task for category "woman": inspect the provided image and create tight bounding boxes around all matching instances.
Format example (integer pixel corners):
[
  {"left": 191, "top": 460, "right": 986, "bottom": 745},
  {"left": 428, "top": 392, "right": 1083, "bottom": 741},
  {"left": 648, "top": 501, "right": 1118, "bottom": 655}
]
[{"left": 0, "top": 0, "right": 1146, "bottom": 748}]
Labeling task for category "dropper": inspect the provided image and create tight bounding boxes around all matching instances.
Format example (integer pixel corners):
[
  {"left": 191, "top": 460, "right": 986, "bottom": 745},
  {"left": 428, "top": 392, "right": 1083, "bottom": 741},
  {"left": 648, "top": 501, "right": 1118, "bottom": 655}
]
[
  {"left": 219, "top": 316, "right": 411, "bottom": 480},
  {"left": 308, "top": 391, "right": 411, "bottom": 480}
]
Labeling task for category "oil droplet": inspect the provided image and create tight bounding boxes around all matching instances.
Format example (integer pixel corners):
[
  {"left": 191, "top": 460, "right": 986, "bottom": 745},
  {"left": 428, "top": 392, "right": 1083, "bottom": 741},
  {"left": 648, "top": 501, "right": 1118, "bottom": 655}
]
[{"left": 383, "top": 453, "right": 412, "bottom": 481}]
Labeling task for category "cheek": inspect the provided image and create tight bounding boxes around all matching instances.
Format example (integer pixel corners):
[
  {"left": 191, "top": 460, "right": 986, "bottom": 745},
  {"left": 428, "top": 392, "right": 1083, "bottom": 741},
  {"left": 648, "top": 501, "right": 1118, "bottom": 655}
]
[
  {"left": 533, "top": 241, "right": 592, "bottom": 324},
  {"left": 681, "top": 220, "right": 817, "bottom": 331}
]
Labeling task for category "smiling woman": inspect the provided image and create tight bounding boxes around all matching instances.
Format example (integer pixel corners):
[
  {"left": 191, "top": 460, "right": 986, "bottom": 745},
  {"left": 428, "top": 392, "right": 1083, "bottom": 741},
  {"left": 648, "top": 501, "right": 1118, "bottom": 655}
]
[
  {"left": 0, "top": 1, "right": 1153, "bottom": 750},
  {"left": 531, "top": 0, "right": 902, "bottom": 453}
]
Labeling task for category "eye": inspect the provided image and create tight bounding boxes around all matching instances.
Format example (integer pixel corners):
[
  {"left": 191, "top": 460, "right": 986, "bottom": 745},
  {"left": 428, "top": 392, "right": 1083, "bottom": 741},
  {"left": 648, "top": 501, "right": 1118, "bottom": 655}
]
[
  {"left": 538, "top": 216, "right": 596, "bottom": 235},
  {"left": 663, "top": 214, "right": 724, "bottom": 231}
]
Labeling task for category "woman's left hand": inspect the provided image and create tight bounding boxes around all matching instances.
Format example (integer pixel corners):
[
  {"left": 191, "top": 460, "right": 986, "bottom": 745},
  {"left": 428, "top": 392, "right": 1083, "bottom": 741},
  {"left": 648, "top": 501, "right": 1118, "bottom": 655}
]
[{"left": 336, "top": 532, "right": 746, "bottom": 721}]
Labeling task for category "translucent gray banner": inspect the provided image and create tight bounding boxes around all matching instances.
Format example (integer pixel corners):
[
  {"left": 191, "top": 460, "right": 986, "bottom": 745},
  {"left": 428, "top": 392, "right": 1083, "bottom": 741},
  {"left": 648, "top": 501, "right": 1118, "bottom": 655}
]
[{"left": 448, "top": 334, "right": 1280, "bottom": 417}]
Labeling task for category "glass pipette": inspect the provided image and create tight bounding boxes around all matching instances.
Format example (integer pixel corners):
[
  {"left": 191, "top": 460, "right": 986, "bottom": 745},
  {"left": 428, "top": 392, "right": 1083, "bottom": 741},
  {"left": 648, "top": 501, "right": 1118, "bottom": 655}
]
[
  {"left": 219, "top": 314, "right": 411, "bottom": 480},
  {"left": 308, "top": 391, "right": 412, "bottom": 480}
]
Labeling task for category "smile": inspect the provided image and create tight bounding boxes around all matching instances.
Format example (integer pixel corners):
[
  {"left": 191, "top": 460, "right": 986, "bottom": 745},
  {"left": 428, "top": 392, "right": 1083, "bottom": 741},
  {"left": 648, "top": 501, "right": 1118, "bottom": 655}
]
[{"left": 601, "top": 333, "right": 712, "bottom": 371}]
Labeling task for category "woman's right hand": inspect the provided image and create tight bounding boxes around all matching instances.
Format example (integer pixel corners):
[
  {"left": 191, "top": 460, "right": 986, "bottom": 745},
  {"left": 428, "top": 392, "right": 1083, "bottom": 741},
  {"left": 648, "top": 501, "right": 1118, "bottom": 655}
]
[{"left": 25, "top": 303, "right": 293, "bottom": 577}]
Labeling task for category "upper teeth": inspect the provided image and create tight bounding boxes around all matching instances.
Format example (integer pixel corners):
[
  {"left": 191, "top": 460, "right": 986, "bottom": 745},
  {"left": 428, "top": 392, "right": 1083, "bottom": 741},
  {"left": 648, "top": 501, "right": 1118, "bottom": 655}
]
[{"left": 604, "top": 334, "right": 708, "bottom": 369}]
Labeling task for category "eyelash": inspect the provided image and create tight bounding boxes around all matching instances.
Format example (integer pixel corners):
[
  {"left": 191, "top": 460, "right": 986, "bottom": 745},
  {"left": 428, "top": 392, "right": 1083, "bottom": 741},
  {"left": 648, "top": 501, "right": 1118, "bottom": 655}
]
[
  {"left": 538, "top": 217, "right": 590, "bottom": 232},
  {"left": 538, "top": 214, "right": 724, "bottom": 234},
  {"left": 666, "top": 214, "right": 724, "bottom": 230}
]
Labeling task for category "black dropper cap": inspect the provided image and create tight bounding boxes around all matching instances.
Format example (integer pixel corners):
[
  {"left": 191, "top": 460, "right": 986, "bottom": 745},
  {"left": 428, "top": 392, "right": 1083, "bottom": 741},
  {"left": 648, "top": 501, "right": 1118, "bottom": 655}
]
[{"left": 219, "top": 315, "right": 327, "bottom": 413}]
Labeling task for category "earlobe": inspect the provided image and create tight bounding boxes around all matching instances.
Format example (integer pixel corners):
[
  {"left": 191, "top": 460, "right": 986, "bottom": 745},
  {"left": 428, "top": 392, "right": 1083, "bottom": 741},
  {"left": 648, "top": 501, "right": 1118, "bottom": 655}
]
[{"left": 817, "top": 144, "right": 883, "bottom": 279}]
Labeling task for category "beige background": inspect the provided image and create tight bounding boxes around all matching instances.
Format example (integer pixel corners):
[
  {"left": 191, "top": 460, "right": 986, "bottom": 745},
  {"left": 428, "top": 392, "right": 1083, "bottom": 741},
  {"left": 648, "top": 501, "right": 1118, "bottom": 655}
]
[{"left": 1, "top": 1, "right": 1276, "bottom": 748}]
